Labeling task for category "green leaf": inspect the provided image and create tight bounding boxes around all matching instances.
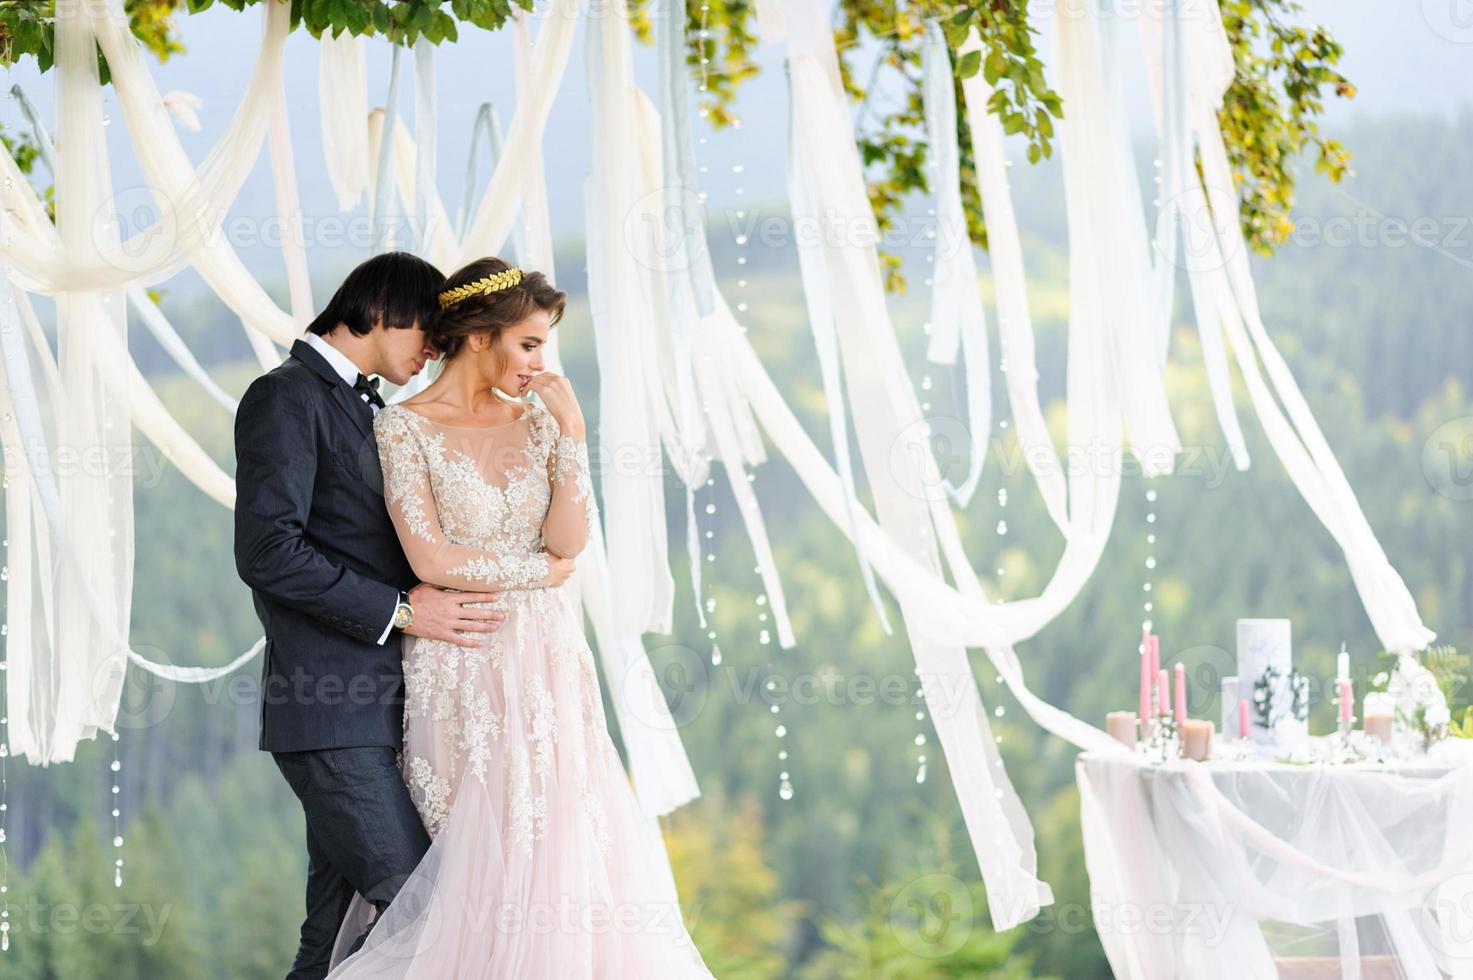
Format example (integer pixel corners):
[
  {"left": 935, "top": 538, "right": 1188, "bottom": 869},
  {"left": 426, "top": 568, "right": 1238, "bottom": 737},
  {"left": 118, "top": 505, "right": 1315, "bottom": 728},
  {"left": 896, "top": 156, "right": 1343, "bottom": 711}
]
[
  {"left": 983, "top": 51, "right": 1006, "bottom": 86},
  {"left": 1027, "top": 142, "right": 1041, "bottom": 164},
  {"left": 956, "top": 49, "right": 981, "bottom": 79}
]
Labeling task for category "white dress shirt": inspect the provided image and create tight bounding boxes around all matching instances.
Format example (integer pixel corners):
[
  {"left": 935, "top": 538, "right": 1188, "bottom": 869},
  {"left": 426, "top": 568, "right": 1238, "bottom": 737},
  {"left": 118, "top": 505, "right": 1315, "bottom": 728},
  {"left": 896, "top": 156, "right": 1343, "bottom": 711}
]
[{"left": 303, "top": 332, "right": 399, "bottom": 644}]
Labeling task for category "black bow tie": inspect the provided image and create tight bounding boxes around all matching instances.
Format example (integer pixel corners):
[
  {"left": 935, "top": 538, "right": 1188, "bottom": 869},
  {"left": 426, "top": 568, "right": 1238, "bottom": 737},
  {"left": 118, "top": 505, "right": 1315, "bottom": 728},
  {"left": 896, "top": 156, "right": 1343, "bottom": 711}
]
[{"left": 353, "top": 373, "right": 385, "bottom": 410}]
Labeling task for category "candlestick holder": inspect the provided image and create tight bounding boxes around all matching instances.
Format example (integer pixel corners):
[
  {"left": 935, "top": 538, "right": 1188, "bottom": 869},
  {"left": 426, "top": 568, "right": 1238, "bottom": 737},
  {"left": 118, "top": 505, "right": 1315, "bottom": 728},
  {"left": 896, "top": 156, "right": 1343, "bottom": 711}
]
[
  {"left": 1330, "top": 712, "right": 1364, "bottom": 764},
  {"left": 1144, "top": 711, "right": 1179, "bottom": 764}
]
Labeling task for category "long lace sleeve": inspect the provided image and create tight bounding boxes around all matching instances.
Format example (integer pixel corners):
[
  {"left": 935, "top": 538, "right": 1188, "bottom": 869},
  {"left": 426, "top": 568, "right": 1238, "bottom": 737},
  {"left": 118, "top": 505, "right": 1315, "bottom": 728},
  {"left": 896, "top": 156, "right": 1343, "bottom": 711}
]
[
  {"left": 374, "top": 408, "right": 554, "bottom": 591},
  {"left": 540, "top": 412, "right": 597, "bottom": 560}
]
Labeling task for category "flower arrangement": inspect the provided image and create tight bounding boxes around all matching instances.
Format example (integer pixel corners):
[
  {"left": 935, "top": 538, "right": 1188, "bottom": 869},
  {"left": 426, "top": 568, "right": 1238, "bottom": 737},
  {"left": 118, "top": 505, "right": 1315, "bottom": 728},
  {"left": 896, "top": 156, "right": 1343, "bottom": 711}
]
[
  {"left": 1369, "top": 645, "right": 1460, "bottom": 752},
  {"left": 1251, "top": 665, "right": 1310, "bottom": 744}
]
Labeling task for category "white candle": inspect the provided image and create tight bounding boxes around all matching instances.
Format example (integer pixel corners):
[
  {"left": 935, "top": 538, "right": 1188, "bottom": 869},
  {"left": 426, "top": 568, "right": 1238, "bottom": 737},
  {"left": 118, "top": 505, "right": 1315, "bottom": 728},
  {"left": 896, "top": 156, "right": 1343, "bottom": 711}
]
[{"left": 1337, "top": 642, "right": 1350, "bottom": 683}]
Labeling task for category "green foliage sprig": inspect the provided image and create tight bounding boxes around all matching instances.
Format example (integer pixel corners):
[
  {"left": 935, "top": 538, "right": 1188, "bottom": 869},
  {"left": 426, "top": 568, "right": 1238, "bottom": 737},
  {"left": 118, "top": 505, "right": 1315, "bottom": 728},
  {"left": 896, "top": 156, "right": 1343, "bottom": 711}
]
[{"left": 0, "top": 0, "right": 1355, "bottom": 293}]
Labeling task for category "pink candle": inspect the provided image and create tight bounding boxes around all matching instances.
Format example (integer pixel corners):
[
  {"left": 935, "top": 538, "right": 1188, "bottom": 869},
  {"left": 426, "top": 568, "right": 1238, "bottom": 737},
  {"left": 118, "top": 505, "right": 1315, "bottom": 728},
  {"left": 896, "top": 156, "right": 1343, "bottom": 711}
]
[
  {"left": 1157, "top": 668, "right": 1170, "bottom": 719},
  {"left": 1238, "top": 698, "right": 1250, "bottom": 739},
  {"left": 1338, "top": 678, "right": 1353, "bottom": 723},
  {"left": 1173, "top": 663, "right": 1187, "bottom": 726},
  {"left": 1148, "top": 636, "right": 1161, "bottom": 715},
  {"left": 1139, "top": 643, "right": 1152, "bottom": 725}
]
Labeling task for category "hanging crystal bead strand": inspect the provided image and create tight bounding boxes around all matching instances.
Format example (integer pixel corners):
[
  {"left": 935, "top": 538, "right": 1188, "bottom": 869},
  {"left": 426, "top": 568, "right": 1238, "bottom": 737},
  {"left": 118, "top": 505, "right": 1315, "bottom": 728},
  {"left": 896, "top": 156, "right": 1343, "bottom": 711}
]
[
  {"left": 0, "top": 536, "right": 9, "bottom": 951},
  {"left": 110, "top": 731, "right": 124, "bottom": 888},
  {"left": 702, "top": 474, "right": 722, "bottom": 666},
  {"left": 912, "top": 380, "right": 932, "bottom": 780},
  {"left": 991, "top": 382, "right": 1012, "bottom": 746},
  {"left": 756, "top": 572, "right": 793, "bottom": 801},
  {"left": 1143, "top": 483, "right": 1158, "bottom": 635}
]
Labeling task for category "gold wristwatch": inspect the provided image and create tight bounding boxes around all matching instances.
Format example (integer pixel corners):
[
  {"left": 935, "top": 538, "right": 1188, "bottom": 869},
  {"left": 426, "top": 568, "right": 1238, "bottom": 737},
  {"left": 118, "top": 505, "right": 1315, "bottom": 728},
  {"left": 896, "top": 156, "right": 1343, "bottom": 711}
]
[{"left": 392, "top": 591, "right": 415, "bottom": 630}]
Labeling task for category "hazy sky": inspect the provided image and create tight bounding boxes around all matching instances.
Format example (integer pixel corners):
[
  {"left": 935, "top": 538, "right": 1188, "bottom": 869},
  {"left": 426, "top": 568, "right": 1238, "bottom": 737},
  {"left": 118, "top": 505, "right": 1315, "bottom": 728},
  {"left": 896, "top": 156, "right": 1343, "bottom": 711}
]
[{"left": 2, "top": 0, "right": 1469, "bottom": 290}]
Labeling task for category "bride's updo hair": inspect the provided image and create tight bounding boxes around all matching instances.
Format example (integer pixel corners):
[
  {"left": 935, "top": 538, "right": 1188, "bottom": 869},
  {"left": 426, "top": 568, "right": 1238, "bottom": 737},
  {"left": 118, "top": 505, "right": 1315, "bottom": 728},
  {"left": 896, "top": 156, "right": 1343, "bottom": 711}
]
[{"left": 428, "top": 256, "right": 567, "bottom": 363}]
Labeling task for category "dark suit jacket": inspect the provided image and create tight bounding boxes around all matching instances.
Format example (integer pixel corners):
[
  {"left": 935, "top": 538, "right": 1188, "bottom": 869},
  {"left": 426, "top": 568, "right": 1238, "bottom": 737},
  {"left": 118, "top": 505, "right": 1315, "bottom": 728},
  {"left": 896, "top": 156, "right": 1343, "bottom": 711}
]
[{"left": 234, "top": 339, "right": 418, "bottom": 752}]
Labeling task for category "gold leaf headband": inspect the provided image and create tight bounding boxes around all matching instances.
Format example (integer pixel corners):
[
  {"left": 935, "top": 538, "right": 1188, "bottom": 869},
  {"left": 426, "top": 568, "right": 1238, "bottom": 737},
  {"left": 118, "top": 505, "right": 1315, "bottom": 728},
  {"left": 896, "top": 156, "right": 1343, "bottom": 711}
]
[{"left": 437, "top": 266, "right": 522, "bottom": 309}]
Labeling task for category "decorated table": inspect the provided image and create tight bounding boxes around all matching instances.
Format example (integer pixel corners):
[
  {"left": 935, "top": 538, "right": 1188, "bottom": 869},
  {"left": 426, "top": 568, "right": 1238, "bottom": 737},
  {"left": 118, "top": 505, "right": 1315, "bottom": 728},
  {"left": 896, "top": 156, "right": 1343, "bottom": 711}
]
[{"left": 1076, "top": 740, "right": 1473, "bottom": 979}]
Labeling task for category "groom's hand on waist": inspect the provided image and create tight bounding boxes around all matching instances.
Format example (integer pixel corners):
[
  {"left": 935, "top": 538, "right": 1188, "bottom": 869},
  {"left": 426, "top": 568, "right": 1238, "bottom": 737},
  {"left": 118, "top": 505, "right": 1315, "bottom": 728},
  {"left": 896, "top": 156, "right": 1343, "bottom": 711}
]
[{"left": 405, "top": 583, "right": 508, "bottom": 648}]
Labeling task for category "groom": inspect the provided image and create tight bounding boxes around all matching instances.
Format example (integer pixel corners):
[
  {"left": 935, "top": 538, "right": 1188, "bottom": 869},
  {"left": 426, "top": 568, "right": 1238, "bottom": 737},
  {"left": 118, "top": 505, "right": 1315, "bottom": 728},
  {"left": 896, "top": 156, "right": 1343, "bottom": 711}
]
[{"left": 234, "top": 251, "right": 508, "bottom": 979}]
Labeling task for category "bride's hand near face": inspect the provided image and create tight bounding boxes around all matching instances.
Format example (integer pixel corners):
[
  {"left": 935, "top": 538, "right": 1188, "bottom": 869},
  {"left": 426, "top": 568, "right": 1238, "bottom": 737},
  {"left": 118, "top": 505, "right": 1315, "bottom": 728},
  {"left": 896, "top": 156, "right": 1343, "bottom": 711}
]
[{"left": 523, "top": 372, "right": 584, "bottom": 440}]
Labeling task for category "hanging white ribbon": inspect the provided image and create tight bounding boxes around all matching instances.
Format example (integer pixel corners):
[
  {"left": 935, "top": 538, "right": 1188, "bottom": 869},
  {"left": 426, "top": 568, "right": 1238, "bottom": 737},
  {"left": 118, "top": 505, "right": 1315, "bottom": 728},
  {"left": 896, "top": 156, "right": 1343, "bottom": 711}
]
[
  {"left": 921, "top": 21, "right": 992, "bottom": 509},
  {"left": 652, "top": 0, "right": 727, "bottom": 632},
  {"left": 585, "top": 0, "right": 677, "bottom": 636},
  {"left": 268, "top": 81, "right": 314, "bottom": 328},
  {"left": 1131, "top": 0, "right": 1435, "bottom": 653},
  {"left": 128, "top": 289, "right": 239, "bottom": 414},
  {"left": 785, "top": 65, "right": 892, "bottom": 635},
  {"left": 1136, "top": 0, "right": 1249, "bottom": 468},
  {"left": 456, "top": 103, "right": 528, "bottom": 263},
  {"left": 954, "top": 30, "right": 1070, "bottom": 533},
  {"left": 1125, "top": 0, "right": 1243, "bottom": 471},
  {"left": 1, "top": 102, "right": 239, "bottom": 506},
  {"left": 1055, "top": 0, "right": 1181, "bottom": 475},
  {"left": 1, "top": 0, "right": 300, "bottom": 352},
  {"left": 0, "top": 190, "right": 65, "bottom": 542},
  {"left": 630, "top": 80, "right": 796, "bottom": 647},
  {"left": 128, "top": 637, "right": 266, "bottom": 683},
  {"left": 369, "top": 43, "right": 403, "bottom": 253},
  {"left": 657, "top": 0, "right": 715, "bottom": 319},
  {"left": 412, "top": 38, "right": 439, "bottom": 256},
  {"left": 457, "top": 0, "right": 583, "bottom": 262},
  {"left": 319, "top": 27, "right": 371, "bottom": 211},
  {"left": 782, "top": 0, "right": 1057, "bottom": 926},
  {"left": 21, "top": 0, "right": 135, "bottom": 763}
]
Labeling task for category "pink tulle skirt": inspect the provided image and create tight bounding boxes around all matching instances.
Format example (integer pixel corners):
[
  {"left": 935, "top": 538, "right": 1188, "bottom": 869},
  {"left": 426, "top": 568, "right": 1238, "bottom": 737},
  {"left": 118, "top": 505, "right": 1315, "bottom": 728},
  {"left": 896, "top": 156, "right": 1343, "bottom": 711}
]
[{"left": 325, "top": 587, "right": 713, "bottom": 978}]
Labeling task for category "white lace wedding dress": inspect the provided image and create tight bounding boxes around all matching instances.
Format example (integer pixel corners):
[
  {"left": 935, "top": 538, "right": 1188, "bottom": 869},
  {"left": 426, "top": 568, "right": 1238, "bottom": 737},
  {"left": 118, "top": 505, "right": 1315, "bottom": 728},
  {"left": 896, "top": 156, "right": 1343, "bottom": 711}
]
[{"left": 325, "top": 400, "right": 713, "bottom": 978}]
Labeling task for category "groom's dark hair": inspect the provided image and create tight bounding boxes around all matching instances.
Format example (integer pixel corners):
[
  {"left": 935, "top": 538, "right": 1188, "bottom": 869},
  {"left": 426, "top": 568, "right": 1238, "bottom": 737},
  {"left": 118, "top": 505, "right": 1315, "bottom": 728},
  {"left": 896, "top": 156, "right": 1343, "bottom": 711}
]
[{"left": 307, "top": 251, "right": 444, "bottom": 337}]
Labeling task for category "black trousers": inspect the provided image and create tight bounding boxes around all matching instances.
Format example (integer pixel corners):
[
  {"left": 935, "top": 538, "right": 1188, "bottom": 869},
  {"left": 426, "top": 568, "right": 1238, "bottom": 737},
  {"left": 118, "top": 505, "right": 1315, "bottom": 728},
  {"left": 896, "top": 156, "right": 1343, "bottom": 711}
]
[{"left": 273, "top": 746, "right": 431, "bottom": 980}]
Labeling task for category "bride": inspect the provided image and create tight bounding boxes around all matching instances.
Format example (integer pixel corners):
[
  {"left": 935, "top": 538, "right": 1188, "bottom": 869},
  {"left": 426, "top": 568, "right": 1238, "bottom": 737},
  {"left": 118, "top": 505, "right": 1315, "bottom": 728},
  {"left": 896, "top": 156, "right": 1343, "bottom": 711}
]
[{"left": 326, "top": 257, "right": 713, "bottom": 977}]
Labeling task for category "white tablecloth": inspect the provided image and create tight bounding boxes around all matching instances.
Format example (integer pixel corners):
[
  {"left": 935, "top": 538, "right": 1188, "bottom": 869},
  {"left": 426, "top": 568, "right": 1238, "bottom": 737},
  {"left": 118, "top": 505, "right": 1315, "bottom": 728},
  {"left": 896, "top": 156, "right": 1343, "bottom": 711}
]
[{"left": 1076, "top": 741, "right": 1473, "bottom": 979}]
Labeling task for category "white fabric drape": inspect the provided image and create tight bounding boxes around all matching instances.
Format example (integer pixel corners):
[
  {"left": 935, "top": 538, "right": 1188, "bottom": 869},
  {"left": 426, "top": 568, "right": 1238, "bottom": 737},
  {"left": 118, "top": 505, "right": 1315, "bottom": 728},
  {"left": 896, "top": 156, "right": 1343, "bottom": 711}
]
[
  {"left": 1, "top": 0, "right": 299, "bottom": 350},
  {"left": 319, "top": 28, "right": 371, "bottom": 212},
  {"left": 1055, "top": 0, "right": 1181, "bottom": 476},
  {"left": 0, "top": 0, "right": 1435, "bottom": 919},
  {"left": 369, "top": 44, "right": 404, "bottom": 253},
  {"left": 523, "top": 0, "right": 701, "bottom": 816},
  {"left": 0, "top": 129, "right": 237, "bottom": 509},
  {"left": 954, "top": 34, "right": 1070, "bottom": 534},
  {"left": 784, "top": 63, "right": 892, "bottom": 635},
  {"left": 456, "top": 0, "right": 581, "bottom": 263},
  {"left": 18, "top": 0, "right": 136, "bottom": 764},
  {"left": 360, "top": 0, "right": 703, "bottom": 815},
  {"left": 268, "top": 82, "right": 315, "bottom": 329},
  {"left": 583, "top": 0, "right": 678, "bottom": 638},
  {"left": 1078, "top": 746, "right": 1473, "bottom": 978},
  {"left": 1135, "top": 0, "right": 1435, "bottom": 654},
  {"left": 1135, "top": 0, "right": 1248, "bottom": 468},
  {"left": 782, "top": 0, "right": 1059, "bottom": 928},
  {"left": 411, "top": 39, "right": 439, "bottom": 257},
  {"left": 920, "top": 21, "right": 992, "bottom": 510},
  {"left": 656, "top": 0, "right": 725, "bottom": 631}
]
